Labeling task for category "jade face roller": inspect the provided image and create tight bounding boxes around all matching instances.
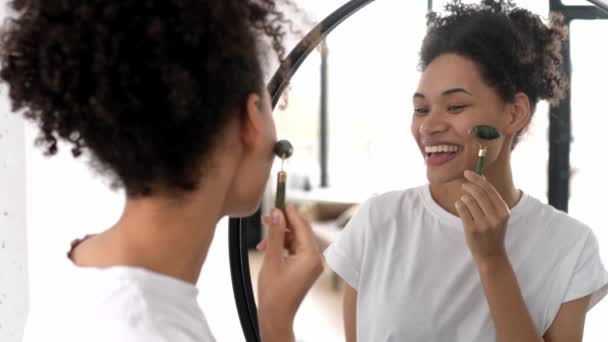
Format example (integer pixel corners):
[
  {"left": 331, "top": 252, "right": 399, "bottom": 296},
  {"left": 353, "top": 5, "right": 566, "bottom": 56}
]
[
  {"left": 273, "top": 140, "right": 293, "bottom": 210},
  {"left": 469, "top": 125, "right": 500, "bottom": 175}
]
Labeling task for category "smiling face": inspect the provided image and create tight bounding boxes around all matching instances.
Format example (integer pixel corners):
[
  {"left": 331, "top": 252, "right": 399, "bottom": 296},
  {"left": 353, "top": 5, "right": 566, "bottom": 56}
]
[{"left": 411, "top": 53, "right": 514, "bottom": 185}]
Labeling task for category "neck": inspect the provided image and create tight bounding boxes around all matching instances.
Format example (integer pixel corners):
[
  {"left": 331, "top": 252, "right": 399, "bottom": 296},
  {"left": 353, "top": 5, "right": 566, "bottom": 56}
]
[
  {"left": 110, "top": 189, "right": 225, "bottom": 284},
  {"left": 430, "top": 157, "right": 521, "bottom": 216},
  {"left": 71, "top": 173, "right": 232, "bottom": 285},
  {"left": 69, "top": 124, "right": 245, "bottom": 284}
]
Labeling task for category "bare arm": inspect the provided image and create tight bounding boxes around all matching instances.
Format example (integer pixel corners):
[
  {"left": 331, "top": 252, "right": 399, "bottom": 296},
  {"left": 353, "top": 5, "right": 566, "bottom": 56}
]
[
  {"left": 343, "top": 283, "right": 357, "bottom": 342},
  {"left": 478, "top": 257, "right": 590, "bottom": 342},
  {"left": 477, "top": 256, "right": 544, "bottom": 342},
  {"left": 543, "top": 295, "right": 591, "bottom": 342}
]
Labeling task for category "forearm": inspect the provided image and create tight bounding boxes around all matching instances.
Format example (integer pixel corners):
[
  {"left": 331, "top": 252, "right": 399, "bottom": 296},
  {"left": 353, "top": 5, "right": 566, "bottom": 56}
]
[
  {"left": 477, "top": 255, "right": 544, "bottom": 342},
  {"left": 259, "top": 315, "right": 295, "bottom": 342}
]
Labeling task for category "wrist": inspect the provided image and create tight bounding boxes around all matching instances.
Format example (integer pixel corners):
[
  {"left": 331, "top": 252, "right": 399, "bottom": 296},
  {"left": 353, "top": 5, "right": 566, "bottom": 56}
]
[
  {"left": 475, "top": 251, "right": 510, "bottom": 275},
  {"left": 259, "top": 313, "right": 295, "bottom": 342},
  {"left": 260, "top": 326, "right": 295, "bottom": 342}
]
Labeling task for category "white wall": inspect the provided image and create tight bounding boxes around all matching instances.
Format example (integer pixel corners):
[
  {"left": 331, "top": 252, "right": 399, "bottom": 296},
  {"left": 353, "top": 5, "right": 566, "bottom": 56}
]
[
  {"left": 0, "top": 96, "right": 28, "bottom": 342},
  {"left": 0, "top": 2, "right": 29, "bottom": 340}
]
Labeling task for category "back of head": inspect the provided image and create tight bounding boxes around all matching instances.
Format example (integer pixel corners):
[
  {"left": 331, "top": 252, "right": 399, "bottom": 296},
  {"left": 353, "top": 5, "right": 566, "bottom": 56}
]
[
  {"left": 0, "top": 0, "right": 292, "bottom": 196},
  {"left": 420, "top": 0, "right": 568, "bottom": 115}
]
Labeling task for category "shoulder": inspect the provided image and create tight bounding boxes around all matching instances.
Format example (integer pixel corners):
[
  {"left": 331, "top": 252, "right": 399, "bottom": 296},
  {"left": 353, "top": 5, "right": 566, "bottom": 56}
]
[
  {"left": 27, "top": 294, "right": 174, "bottom": 342},
  {"left": 516, "top": 195, "right": 599, "bottom": 268},
  {"left": 520, "top": 195, "right": 592, "bottom": 241},
  {"left": 27, "top": 265, "right": 214, "bottom": 342},
  {"left": 65, "top": 285, "right": 210, "bottom": 342}
]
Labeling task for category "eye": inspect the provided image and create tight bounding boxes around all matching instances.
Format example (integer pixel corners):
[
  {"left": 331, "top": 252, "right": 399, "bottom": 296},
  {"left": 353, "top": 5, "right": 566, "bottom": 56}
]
[
  {"left": 414, "top": 107, "right": 429, "bottom": 116},
  {"left": 447, "top": 105, "right": 466, "bottom": 114}
]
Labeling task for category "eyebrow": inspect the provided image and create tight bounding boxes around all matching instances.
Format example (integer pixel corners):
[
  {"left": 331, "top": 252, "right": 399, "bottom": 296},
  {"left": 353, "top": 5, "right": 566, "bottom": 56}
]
[{"left": 413, "top": 88, "right": 473, "bottom": 99}]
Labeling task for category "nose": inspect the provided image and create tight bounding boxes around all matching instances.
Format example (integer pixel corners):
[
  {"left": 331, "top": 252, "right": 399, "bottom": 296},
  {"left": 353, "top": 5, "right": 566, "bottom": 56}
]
[{"left": 418, "top": 111, "right": 448, "bottom": 136}]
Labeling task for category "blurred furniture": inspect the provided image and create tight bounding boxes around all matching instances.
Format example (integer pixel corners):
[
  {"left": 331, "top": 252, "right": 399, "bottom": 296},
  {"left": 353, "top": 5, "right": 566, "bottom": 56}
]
[{"left": 289, "top": 188, "right": 366, "bottom": 290}]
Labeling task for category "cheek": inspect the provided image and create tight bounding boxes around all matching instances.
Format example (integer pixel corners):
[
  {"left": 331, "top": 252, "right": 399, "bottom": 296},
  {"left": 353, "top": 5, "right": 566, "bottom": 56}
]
[
  {"left": 232, "top": 170, "right": 268, "bottom": 213},
  {"left": 238, "top": 157, "right": 272, "bottom": 192},
  {"left": 410, "top": 118, "right": 420, "bottom": 139},
  {"left": 255, "top": 158, "right": 273, "bottom": 193},
  {"left": 450, "top": 115, "right": 474, "bottom": 135}
]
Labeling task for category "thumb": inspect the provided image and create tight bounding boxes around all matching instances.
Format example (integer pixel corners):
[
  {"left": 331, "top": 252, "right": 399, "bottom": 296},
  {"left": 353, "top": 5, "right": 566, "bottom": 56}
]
[
  {"left": 265, "top": 208, "right": 287, "bottom": 260},
  {"left": 284, "top": 205, "right": 317, "bottom": 251}
]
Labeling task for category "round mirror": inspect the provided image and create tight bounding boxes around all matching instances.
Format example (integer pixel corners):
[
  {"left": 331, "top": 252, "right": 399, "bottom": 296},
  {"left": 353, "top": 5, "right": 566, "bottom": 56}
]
[{"left": 231, "top": 0, "right": 608, "bottom": 341}]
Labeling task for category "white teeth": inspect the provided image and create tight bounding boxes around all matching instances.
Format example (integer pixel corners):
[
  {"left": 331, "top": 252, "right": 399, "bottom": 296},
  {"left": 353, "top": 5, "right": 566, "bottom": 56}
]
[{"left": 424, "top": 145, "right": 460, "bottom": 153}]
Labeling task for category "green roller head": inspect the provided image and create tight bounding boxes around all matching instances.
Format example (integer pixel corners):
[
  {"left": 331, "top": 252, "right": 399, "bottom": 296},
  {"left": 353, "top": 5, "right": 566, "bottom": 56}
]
[
  {"left": 470, "top": 125, "right": 498, "bottom": 176},
  {"left": 273, "top": 139, "right": 294, "bottom": 159},
  {"left": 470, "top": 125, "right": 500, "bottom": 140}
]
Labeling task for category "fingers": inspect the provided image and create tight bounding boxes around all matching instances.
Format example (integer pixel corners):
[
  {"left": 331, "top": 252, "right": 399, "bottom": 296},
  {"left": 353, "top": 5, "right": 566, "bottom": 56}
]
[
  {"left": 455, "top": 200, "right": 474, "bottom": 229},
  {"left": 256, "top": 239, "right": 268, "bottom": 251},
  {"left": 283, "top": 205, "right": 318, "bottom": 253},
  {"left": 461, "top": 182, "right": 495, "bottom": 218},
  {"left": 256, "top": 230, "right": 294, "bottom": 252},
  {"left": 261, "top": 206, "right": 317, "bottom": 256},
  {"left": 263, "top": 209, "right": 288, "bottom": 261},
  {"left": 461, "top": 170, "right": 511, "bottom": 230},
  {"left": 464, "top": 170, "right": 510, "bottom": 216},
  {"left": 260, "top": 205, "right": 313, "bottom": 256},
  {"left": 459, "top": 194, "right": 489, "bottom": 231}
]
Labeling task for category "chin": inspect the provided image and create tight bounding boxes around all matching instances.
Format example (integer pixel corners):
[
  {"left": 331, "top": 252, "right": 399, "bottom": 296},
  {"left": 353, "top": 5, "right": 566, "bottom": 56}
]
[
  {"left": 426, "top": 169, "right": 464, "bottom": 185},
  {"left": 226, "top": 206, "right": 259, "bottom": 219},
  {"left": 225, "top": 198, "right": 262, "bottom": 218}
]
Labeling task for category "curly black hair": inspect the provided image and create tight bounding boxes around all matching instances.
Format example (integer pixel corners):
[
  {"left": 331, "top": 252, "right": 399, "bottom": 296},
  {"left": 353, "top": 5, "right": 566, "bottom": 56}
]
[
  {"left": 420, "top": 0, "right": 568, "bottom": 144},
  {"left": 0, "top": 0, "right": 296, "bottom": 196}
]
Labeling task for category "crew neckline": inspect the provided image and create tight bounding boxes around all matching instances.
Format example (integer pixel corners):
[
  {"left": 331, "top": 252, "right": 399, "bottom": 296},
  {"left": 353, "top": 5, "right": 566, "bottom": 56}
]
[
  {"left": 66, "top": 234, "right": 199, "bottom": 298},
  {"left": 420, "top": 184, "right": 531, "bottom": 228}
]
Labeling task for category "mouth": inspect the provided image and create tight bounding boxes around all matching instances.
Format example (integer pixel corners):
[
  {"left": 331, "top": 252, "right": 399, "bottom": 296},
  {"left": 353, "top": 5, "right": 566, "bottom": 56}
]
[{"left": 424, "top": 144, "right": 462, "bottom": 166}]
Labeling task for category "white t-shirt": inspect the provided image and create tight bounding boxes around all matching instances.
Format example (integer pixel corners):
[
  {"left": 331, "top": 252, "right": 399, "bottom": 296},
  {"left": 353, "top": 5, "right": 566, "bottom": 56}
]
[
  {"left": 325, "top": 185, "right": 608, "bottom": 342},
  {"left": 23, "top": 251, "right": 215, "bottom": 342}
]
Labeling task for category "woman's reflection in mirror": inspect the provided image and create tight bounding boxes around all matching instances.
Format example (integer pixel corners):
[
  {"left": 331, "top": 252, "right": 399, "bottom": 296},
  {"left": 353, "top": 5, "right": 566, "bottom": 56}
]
[{"left": 325, "top": 1, "right": 608, "bottom": 341}]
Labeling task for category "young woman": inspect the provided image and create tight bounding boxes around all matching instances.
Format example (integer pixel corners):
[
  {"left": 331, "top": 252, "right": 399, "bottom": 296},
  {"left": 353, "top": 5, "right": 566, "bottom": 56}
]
[
  {"left": 0, "top": 1, "right": 323, "bottom": 341},
  {"left": 325, "top": 1, "right": 608, "bottom": 341}
]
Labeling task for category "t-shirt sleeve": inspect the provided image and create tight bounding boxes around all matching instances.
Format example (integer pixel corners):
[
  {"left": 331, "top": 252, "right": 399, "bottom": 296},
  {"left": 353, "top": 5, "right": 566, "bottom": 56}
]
[
  {"left": 563, "top": 230, "right": 608, "bottom": 310},
  {"left": 323, "top": 199, "right": 372, "bottom": 290}
]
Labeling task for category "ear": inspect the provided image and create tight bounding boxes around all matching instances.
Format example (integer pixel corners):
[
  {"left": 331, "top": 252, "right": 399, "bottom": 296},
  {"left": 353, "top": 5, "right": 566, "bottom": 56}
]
[
  {"left": 241, "top": 93, "right": 265, "bottom": 149},
  {"left": 504, "top": 92, "right": 531, "bottom": 136}
]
